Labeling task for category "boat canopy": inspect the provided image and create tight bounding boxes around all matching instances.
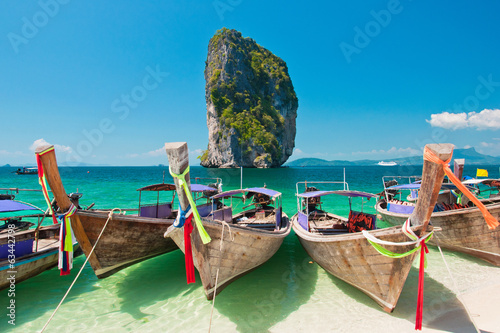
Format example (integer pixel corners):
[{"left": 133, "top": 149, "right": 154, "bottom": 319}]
[
  {"left": 0, "top": 200, "right": 39, "bottom": 213},
  {"left": 297, "top": 190, "right": 378, "bottom": 199},
  {"left": 462, "top": 178, "right": 499, "bottom": 186},
  {"left": 0, "top": 200, "right": 43, "bottom": 219},
  {"left": 388, "top": 183, "right": 473, "bottom": 190},
  {"left": 136, "top": 183, "right": 217, "bottom": 192},
  {"left": 212, "top": 187, "right": 281, "bottom": 199}
]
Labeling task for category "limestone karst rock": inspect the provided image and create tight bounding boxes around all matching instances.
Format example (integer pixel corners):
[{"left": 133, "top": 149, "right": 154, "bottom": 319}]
[{"left": 200, "top": 28, "right": 298, "bottom": 168}]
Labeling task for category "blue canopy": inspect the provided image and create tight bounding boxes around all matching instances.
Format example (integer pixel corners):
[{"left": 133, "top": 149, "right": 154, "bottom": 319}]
[
  {"left": 137, "top": 183, "right": 217, "bottom": 192},
  {"left": 297, "top": 190, "right": 378, "bottom": 199},
  {"left": 0, "top": 200, "right": 38, "bottom": 213},
  {"left": 388, "top": 183, "right": 473, "bottom": 190},
  {"left": 212, "top": 187, "right": 281, "bottom": 199}
]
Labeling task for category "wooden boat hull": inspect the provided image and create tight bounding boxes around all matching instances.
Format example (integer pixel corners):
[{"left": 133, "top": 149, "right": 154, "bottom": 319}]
[
  {"left": 74, "top": 210, "right": 177, "bottom": 278},
  {"left": 0, "top": 224, "right": 73, "bottom": 290},
  {"left": 376, "top": 200, "right": 500, "bottom": 266},
  {"left": 292, "top": 214, "right": 429, "bottom": 312},
  {"left": 167, "top": 215, "right": 291, "bottom": 299}
]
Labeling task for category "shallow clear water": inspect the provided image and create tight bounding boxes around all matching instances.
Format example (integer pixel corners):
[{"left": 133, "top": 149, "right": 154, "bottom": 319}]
[{"left": 1, "top": 164, "right": 499, "bottom": 332}]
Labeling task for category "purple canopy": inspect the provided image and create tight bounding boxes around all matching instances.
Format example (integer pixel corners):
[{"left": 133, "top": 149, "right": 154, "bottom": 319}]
[
  {"left": 190, "top": 184, "right": 218, "bottom": 192},
  {"left": 0, "top": 200, "right": 39, "bottom": 213},
  {"left": 388, "top": 183, "right": 472, "bottom": 190},
  {"left": 137, "top": 183, "right": 217, "bottom": 193},
  {"left": 298, "top": 190, "right": 378, "bottom": 199},
  {"left": 212, "top": 187, "right": 281, "bottom": 199}
]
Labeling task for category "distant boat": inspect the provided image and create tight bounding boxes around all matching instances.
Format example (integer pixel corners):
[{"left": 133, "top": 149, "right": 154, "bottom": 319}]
[
  {"left": 15, "top": 167, "right": 38, "bottom": 175},
  {"left": 378, "top": 161, "right": 397, "bottom": 166}
]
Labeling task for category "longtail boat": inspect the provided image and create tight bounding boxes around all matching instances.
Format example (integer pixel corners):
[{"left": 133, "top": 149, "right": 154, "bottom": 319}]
[
  {"left": 291, "top": 143, "right": 453, "bottom": 313},
  {"left": 376, "top": 171, "right": 500, "bottom": 266},
  {"left": 35, "top": 145, "right": 220, "bottom": 278},
  {"left": 0, "top": 199, "right": 60, "bottom": 289},
  {"left": 164, "top": 142, "right": 291, "bottom": 299}
]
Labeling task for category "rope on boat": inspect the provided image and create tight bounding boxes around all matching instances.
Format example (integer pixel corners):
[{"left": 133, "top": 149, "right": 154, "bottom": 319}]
[
  {"left": 361, "top": 219, "right": 434, "bottom": 258},
  {"left": 424, "top": 146, "right": 499, "bottom": 229},
  {"left": 434, "top": 236, "right": 480, "bottom": 333},
  {"left": 169, "top": 165, "right": 211, "bottom": 244},
  {"left": 362, "top": 219, "right": 433, "bottom": 330},
  {"left": 40, "top": 208, "right": 121, "bottom": 333},
  {"left": 208, "top": 221, "right": 234, "bottom": 333}
]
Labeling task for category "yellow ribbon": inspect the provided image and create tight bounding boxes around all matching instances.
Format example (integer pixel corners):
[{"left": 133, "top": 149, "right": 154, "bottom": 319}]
[{"left": 169, "top": 166, "right": 211, "bottom": 244}]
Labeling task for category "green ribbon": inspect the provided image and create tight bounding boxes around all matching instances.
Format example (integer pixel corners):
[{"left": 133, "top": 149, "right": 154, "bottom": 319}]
[
  {"left": 366, "top": 232, "right": 433, "bottom": 268},
  {"left": 169, "top": 165, "right": 211, "bottom": 244}
]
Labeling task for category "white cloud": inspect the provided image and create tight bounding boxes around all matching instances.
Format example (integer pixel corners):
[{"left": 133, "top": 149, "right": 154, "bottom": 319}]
[
  {"left": 293, "top": 148, "right": 304, "bottom": 155},
  {"left": 426, "top": 112, "right": 468, "bottom": 130},
  {"left": 30, "top": 138, "right": 73, "bottom": 153},
  {"left": 463, "top": 145, "right": 472, "bottom": 149},
  {"left": 427, "top": 109, "right": 500, "bottom": 130},
  {"left": 146, "top": 147, "right": 164, "bottom": 157},
  {"left": 190, "top": 149, "right": 203, "bottom": 156}
]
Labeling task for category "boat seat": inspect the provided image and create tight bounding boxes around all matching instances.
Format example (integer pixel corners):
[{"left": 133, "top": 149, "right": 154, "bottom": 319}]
[{"left": 212, "top": 207, "right": 232, "bottom": 223}]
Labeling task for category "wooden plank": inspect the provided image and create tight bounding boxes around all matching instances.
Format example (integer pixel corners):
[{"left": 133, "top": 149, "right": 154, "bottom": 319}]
[
  {"left": 412, "top": 143, "right": 453, "bottom": 229},
  {"left": 454, "top": 158, "right": 465, "bottom": 180},
  {"left": 164, "top": 142, "right": 214, "bottom": 292},
  {"left": 35, "top": 145, "right": 102, "bottom": 271}
]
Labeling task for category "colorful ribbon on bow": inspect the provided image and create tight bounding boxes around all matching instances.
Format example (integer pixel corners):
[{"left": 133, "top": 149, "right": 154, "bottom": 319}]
[
  {"left": 174, "top": 204, "right": 196, "bottom": 284},
  {"left": 58, "top": 204, "right": 76, "bottom": 276},
  {"left": 424, "top": 146, "right": 499, "bottom": 229},
  {"left": 169, "top": 165, "right": 211, "bottom": 244},
  {"left": 363, "top": 219, "right": 433, "bottom": 330},
  {"left": 36, "top": 146, "right": 58, "bottom": 225}
]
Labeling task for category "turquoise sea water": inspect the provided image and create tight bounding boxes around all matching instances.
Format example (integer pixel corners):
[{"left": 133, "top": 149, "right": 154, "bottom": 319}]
[{"left": 1, "top": 164, "right": 500, "bottom": 332}]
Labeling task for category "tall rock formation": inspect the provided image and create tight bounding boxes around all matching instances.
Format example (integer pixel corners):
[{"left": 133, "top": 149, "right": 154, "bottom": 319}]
[{"left": 200, "top": 28, "right": 298, "bottom": 168}]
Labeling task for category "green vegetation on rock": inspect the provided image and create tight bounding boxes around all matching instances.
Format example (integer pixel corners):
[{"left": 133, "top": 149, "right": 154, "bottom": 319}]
[{"left": 204, "top": 28, "right": 297, "bottom": 164}]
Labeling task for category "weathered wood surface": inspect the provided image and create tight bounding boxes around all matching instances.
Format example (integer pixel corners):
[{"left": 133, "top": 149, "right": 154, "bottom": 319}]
[
  {"left": 77, "top": 211, "right": 178, "bottom": 277},
  {"left": 291, "top": 143, "right": 452, "bottom": 312},
  {"left": 292, "top": 216, "right": 424, "bottom": 312},
  {"left": 169, "top": 215, "right": 291, "bottom": 299},
  {"left": 36, "top": 145, "right": 178, "bottom": 278},
  {"left": 164, "top": 141, "right": 291, "bottom": 299},
  {"left": 454, "top": 159, "right": 465, "bottom": 180},
  {"left": 0, "top": 225, "right": 60, "bottom": 290},
  {"left": 377, "top": 200, "right": 500, "bottom": 266},
  {"left": 412, "top": 143, "right": 453, "bottom": 229}
]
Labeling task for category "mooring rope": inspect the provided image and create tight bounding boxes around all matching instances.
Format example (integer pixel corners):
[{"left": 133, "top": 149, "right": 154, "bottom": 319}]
[
  {"left": 208, "top": 221, "right": 234, "bottom": 333},
  {"left": 434, "top": 236, "right": 480, "bottom": 333},
  {"left": 40, "top": 208, "right": 121, "bottom": 333}
]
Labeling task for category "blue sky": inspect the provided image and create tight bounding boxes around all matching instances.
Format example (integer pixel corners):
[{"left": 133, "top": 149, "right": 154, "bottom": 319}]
[{"left": 1, "top": 0, "right": 500, "bottom": 166}]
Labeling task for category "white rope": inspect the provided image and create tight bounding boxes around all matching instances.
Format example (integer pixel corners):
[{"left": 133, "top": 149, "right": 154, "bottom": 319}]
[
  {"left": 40, "top": 208, "right": 121, "bottom": 333},
  {"left": 434, "top": 236, "right": 480, "bottom": 333},
  {"left": 208, "top": 221, "right": 233, "bottom": 333},
  {"left": 362, "top": 219, "right": 432, "bottom": 247}
]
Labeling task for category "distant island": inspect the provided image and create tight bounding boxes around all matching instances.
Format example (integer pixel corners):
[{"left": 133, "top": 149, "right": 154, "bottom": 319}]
[{"left": 286, "top": 147, "right": 500, "bottom": 167}]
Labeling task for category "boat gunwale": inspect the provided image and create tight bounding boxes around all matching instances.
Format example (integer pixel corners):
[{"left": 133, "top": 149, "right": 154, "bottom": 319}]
[{"left": 291, "top": 212, "right": 430, "bottom": 242}]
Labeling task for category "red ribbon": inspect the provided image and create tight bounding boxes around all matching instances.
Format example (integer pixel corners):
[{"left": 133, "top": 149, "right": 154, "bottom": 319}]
[
  {"left": 35, "top": 153, "right": 58, "bottom": 225},
  {"left": 415, "top": 242, "right": 429, "bottom": 330},
  {"left": 184, "top": 214, "right": 195, "bottom": 284}
]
